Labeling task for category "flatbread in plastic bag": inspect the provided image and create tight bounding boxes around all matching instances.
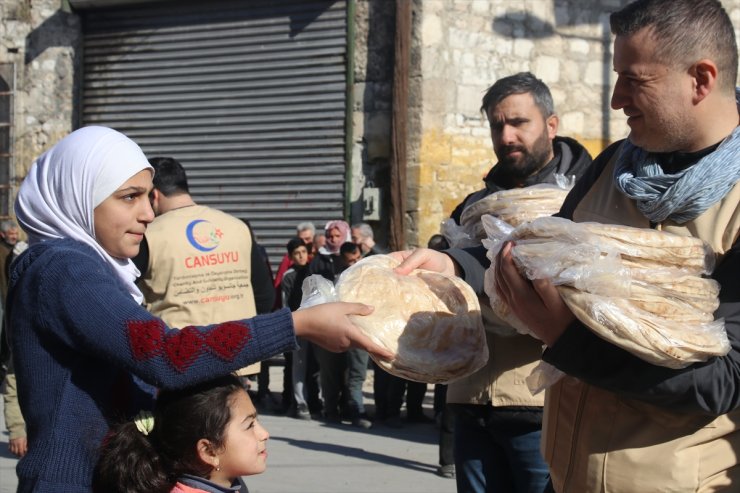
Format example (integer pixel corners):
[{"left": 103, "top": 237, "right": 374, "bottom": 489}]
[
  {"left": 483, "top": 216, "right": 728, "bottom": 371},
  {"left": 442, "top": 175, "right": 574, "bottom": 248},
  {"left": 335, "top": 255, "right": 488, "bottom": 384}
]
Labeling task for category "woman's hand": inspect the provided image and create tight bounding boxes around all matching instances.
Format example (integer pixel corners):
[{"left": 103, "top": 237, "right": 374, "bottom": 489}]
[
  {"left": 292, "top": 302, "right": 394, "bottom": 361},
  {"left": 389, "top": 248, "right": 458, "bottom": 277}
]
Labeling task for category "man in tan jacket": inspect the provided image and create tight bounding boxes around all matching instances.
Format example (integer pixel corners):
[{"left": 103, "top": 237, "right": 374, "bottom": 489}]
[
  {"left": 496, "top": 1, "right": 740, "bottom": 490},
  {"left": 396, "top": 1, "right": 740, "bottom": 492},
  {"left": 134, "top": 157, "right": 275, "bottom": 382}
]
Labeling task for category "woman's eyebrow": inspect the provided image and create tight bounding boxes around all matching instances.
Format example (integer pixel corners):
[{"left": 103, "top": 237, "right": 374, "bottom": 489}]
[{"left": 116, "top": 185, "right": 149, "bottom": 194}]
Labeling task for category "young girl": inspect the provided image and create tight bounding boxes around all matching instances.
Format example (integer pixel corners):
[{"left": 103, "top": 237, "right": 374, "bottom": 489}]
[
  {"left": 7, "top": 126, "right": 392, "bottom": 492},
  {"left": 94, "top": 374, "right": 266, "bottom": 493}
]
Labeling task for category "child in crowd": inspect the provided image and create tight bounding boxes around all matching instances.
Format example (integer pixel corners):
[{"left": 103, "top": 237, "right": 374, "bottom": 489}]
[{"left": 94, "top": 374, "right": 265, "bottom": 493}]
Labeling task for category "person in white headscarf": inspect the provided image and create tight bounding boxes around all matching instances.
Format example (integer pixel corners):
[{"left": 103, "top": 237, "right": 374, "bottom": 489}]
[{"left": 7, "top": 126, "right": 392, "bottom": 493}]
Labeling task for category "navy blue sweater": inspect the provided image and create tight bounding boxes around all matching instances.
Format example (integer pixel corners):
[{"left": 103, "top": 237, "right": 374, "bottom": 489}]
[{"left": 7, "top": 239, "right": 297, "bottom": 493}]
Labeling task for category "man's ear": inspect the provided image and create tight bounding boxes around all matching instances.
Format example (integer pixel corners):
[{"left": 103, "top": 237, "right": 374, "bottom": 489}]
[
  {"left": 690, "top": 59, "right": 718, "bottom": 104},
  {"left": 196, "top": 438, "right": 219, "bottom": 469},
  {"left": 546, "top": 114, "right": 559, "bottom": 140},
  {"left": 149, "top": 189, "right": 162, "bottom": 214}
]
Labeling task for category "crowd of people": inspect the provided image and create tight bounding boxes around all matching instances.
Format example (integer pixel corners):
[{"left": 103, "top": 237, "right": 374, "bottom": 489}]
[{"left": 0, "top": 0, "right": 739, "bottom": 492}]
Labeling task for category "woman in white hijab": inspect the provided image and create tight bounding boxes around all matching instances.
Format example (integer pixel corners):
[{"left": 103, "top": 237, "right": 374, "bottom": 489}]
[{"left": 8, "top": 126, "right": 391, "bottom": 493}]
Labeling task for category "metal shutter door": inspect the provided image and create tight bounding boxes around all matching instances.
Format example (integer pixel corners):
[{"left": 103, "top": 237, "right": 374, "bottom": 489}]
[{"left": 82, "top": 0, "right": 348, "bottom": 270}]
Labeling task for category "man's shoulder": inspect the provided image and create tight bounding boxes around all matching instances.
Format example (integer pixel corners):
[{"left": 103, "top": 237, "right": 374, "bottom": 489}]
[{"left": 150, "top": 205, "right": 249, "bottom": 231}]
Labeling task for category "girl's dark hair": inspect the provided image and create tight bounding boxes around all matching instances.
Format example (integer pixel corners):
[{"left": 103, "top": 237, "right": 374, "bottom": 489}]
[{"left": 93, "top": 375, "right": 244, "bottom": 493}]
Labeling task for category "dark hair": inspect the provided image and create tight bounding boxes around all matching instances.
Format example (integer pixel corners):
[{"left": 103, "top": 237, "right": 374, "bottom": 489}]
[
  {"left": 426, "top": 234, "right": 449, "bottom": 251},
  {"left": 340, "top": 242, "right": 360, "bottom": 256},
  {"left": 93, "top": 375, "right": 243, "bottom": 493},
  {"left": 480, "top": 72, "right": 555, "bottom": 117},
  {"left": 286, "top": 237, "right": 306, "bottom": 255},
  {"left": 149, "top": 157, "right": 190, "bottom": 196},
  {"left": 610, "top": 0, "right": 738, "bottom": 93}
]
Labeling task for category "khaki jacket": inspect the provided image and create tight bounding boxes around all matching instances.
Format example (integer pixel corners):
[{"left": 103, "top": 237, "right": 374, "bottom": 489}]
[
  {"left": 544, "top": 147, "right": 740, "bottom": 493},
  {"left": 139, "top": 205, "right": 259, "bottom": 375},
  {"left": 447, "top": 301, "right": 544, "bottom": 407},
  {"left": 3, "top": 373, "right": 25, "bottom": 439}
]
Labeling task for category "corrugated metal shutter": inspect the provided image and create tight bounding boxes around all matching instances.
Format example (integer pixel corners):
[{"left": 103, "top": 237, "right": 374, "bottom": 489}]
[{"left": 81, "top": 0, "right": 348, "bottom": 271}]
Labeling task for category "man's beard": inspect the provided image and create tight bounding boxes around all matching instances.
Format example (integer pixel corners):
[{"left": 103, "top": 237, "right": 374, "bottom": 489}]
[{"left": 496, "top": 131, "right": 553, "bottom": 180}]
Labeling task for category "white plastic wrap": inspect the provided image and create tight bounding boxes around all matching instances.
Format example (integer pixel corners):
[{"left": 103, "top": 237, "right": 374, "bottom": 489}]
[{"left": 483, "top": 216, "right": 729, "bottom": 372}]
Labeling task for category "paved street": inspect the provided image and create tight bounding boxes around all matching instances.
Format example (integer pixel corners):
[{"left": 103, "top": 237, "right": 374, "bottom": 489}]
[{"left": 0, "top": 363, "right": 456, "bottom": 493}]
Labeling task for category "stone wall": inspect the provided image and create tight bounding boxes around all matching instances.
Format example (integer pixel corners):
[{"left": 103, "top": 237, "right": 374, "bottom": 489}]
[
  {"left": 1, "top": 0, "right": 739, "bottom": 248},
  {"left": 410, "top": 0, "right": 740, "bottom": 248},
  {"left": 351, "top": 0, "right": 396, "bottom": 246},
  {"left": 0, "top": 0, "right": 80, "bottom": 207}
]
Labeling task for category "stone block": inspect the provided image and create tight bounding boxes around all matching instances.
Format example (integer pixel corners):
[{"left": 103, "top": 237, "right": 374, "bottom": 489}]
[
  {"left": 561, "top": 111, "right": 585, "bottom": 137},
  {"left": 534, "top": 56, "right": 560, "bottom": 83},
  {"left": 585, "top": 60, "right": 604, "bottom": 86},
  {"left": 513, "top": 38, "right": 534, "bottom": 58},
  {"left": 421, "top": 14, "right": 443, "bottom": 47}
]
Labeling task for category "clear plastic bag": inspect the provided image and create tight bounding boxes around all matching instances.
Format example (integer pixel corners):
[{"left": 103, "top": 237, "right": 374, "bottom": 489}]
[
  {"left": 460, "top": 176, "right": 575, "bottom": 229},
  {"left": 299, "top": 274, "right": 337, "bottom": 309},
  {"left": 445, "top": 174, "right": 575, "bottom": 249},
  {"left": 299, "top": 256, "right": 489, "bottom": 384},
  {"left": 483, "top": 216, "right": 729, "bottom": 374},
  {"left": 440, "top": 218, "right": 480, "bottom": 249}
]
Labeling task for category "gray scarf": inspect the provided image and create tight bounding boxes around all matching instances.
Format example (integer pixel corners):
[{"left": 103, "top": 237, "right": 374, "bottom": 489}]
[{"left": 613, "top": 124, "right": 740, "bottom": 224}]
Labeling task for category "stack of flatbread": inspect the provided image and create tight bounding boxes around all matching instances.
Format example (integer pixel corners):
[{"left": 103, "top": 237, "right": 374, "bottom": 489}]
[
  {"left": 335, "top": 255, "right": 488, "bottom": 383},
  {"left": 484, "top": 216, "right": 729, "bottom": 369},
  {"left": 459, "top": 184, "right": 570, "bottom": 241}
]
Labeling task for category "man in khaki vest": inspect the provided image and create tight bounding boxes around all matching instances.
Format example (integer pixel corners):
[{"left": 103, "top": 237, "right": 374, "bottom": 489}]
[
  {"left": 135, "top": 157, "right": 275, "bottom": 380},
  {"left": 446, "top": 72, "right": 592, "bottom": 492},
  {"left": 395, "top": 1, "right": 740, "bottom": 491}
]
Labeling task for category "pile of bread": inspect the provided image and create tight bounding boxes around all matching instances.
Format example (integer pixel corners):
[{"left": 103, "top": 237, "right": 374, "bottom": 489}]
[
  {"left": 335, "top": 255, "right": 488, "bottom": 383},
  {"left": 442, "top": 183, "right": 570, "bottom": 248},
  {"left": 483, "top": 216, "right": 729, "bottom": 369}
]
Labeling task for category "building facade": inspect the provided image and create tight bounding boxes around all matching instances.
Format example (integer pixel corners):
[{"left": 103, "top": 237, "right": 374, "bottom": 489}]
[{"left": 1, "top": 0, "right": 739, "bottom": 260}]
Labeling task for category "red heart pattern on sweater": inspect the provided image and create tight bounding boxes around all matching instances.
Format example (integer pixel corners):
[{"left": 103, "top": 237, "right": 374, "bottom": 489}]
[
  {"left": 201, "top": 322, "right": 251, "bottom": 361},
  {"left": 127, "top": 319, "right": 165, "bottom": 360},
  {"left": 163, "top": 326, "right": 204, "bottom": 372},
  {"left": 127, "top": 319, "right": 253, "bottom": 372}
]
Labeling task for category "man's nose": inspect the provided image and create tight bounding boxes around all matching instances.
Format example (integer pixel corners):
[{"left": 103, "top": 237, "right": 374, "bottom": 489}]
[
  {"left": 611, "top": 76, "right": 629, "bottom": 110},
  {"left": 501, "top": 124, "right": 517, "bottom": 144}
]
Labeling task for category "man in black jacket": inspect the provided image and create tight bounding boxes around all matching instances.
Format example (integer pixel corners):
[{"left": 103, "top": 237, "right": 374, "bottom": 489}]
[{"left": 446, "top": 72, "right": 592, "bottom": 493}]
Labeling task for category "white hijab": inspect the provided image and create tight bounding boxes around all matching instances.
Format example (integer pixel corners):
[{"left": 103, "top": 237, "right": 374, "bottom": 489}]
[{"left": 15, "top": 126, "right": 153, "bottom": 303}]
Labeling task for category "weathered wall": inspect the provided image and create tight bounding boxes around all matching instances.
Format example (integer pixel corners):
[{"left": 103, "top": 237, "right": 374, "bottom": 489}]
[
  {"left": 351, "top": 0, "right": 395, "bottom": 246},
  {"left": 0, "top": 0, "right": 80, "bottom": 199},
  {"left": 1, "top": 0, "right": 739, "bottom": 249},
  {"left": 410, "top": 0, "right": 740, "bottom": 248}
]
